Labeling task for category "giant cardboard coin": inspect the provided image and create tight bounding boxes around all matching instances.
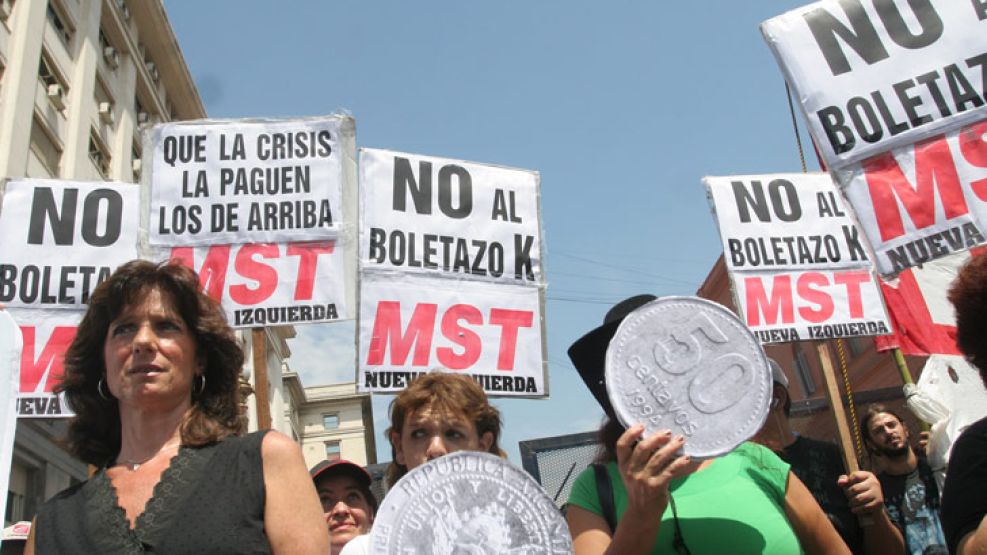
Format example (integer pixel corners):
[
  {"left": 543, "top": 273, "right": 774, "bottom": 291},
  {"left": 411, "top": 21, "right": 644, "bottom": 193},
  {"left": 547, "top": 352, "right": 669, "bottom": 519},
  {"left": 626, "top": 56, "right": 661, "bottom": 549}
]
[
  {"left": 605, "top": 296, "right": 771, "bottom": 459},
  {"left": 370, "top": 451, "right": 572, "bottom": 554}
]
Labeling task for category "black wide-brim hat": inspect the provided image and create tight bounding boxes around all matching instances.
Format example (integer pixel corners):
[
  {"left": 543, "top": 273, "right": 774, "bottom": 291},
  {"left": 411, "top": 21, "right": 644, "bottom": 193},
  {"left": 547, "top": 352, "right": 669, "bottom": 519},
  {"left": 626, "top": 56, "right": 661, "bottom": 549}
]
[{"left": 567, "top": 294, "right": 657, "bottom": 418}]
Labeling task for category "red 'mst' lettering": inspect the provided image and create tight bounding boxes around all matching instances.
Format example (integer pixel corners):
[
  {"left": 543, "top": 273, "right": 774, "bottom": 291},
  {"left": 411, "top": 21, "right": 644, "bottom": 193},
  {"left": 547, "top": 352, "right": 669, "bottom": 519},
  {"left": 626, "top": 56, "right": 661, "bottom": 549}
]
[
  {"left": 437, "top": 304, "right": 481, "bottom": 370},
  {"left": 833, "top": 271, "right": 870, "bottom": 318},
  {"left": 745, "top": 275, "right": 794, "bottom": 326},
  {"left": 863, "top": 133, "right": 969, "bottom": 242},
  {"left": 796, "top": 272, "right": 833, "bottom": 323},
  {"left": 960, "top": 120, "right": 987, "bottom": 202},
  {"left": 230, "top": 244, "right": 279, "bottom": 305},
  {"left": 489, "top": 309, "right": 533, "bottom": 370},
  {"left": 366, "top": 302, "right": 437, "bottom": 366},
  {"left": 171, "top": 245, "right": 230, "bottom": 302},
  {"left": 20, "top": 326, "right": 76, "bottom": 393},
  {"left": 286, "top": 241, "right": 334, "bottom": 301}
]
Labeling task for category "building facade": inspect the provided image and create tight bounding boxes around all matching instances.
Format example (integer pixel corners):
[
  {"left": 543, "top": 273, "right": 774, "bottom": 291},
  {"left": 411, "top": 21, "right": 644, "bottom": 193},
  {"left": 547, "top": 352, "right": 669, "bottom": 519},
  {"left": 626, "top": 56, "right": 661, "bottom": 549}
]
[{"left": 282, "top": 373, "right": 377, "bottom": 470}]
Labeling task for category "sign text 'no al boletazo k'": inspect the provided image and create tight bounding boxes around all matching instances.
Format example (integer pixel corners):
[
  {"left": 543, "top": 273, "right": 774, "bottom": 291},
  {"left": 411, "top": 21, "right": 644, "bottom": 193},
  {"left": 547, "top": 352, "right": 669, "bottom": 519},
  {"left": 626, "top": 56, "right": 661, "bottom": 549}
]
[
  {"left": 762, "top": 0, "right": 987, "bottom": 169},
  {"left": 705, "top": 173, "right": 890, "bottom": 344},
  {"left": 150, "top": 117, "right": 349, "bottom": 246},
  {"left": 357, "top": 149, "right": 546, "bottom": 397}
]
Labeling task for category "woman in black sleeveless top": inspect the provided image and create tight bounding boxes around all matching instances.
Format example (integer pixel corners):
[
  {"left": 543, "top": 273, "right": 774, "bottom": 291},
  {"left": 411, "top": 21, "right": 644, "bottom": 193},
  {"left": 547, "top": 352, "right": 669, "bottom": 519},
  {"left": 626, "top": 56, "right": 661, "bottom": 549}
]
[{"left": 26, "top": 260, "right": 327, "bottom": 554}]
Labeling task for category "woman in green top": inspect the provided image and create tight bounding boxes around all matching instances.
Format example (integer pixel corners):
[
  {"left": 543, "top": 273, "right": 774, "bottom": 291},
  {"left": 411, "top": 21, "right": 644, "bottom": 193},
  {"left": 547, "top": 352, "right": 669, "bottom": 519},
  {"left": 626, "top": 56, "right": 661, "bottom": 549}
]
[
  {"left": 566, "top": 294, "right": 850, "bottom": 554},
  {"left": 566, "top": 418, "right": 850, "bottom": 555}
]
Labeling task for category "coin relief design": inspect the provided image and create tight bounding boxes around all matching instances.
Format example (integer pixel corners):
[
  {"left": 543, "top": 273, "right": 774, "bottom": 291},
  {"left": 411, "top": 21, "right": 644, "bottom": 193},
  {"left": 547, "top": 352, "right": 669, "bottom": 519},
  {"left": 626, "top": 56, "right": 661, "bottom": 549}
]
[
  {"left": 605, "top": 296, "right": 771, "bottom": 459},
  {"left": 371, "top": 451, "right": 573, "bottom": 554}
]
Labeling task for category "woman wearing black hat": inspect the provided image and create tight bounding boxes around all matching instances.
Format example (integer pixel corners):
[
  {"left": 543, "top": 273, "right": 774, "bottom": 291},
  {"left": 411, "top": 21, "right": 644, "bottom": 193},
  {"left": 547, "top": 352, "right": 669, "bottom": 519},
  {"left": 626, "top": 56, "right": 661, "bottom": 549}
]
[{"left": 565, "top": 295, "right": 850, "bottom": 555}]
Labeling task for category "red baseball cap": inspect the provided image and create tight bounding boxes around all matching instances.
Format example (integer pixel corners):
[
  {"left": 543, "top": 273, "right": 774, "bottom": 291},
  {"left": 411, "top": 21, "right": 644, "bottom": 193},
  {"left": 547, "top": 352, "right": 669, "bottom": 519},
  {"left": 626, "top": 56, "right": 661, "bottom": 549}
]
[{"left": 309, "top": 459, "right": 372, "bottom": 487}]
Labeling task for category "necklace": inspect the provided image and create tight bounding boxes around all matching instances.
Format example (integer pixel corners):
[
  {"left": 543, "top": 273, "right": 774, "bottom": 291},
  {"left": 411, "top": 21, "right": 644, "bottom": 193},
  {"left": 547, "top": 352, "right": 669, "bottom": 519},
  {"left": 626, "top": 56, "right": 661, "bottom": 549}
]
[{"left": 117, "top": 441, "right": 181, "bottom": 471}]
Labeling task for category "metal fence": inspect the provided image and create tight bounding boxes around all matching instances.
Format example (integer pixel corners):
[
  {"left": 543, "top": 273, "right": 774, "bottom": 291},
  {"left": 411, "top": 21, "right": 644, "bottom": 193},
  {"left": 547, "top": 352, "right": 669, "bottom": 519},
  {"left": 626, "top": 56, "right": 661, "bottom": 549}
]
[{"left": 519, "top": 431, "right": 600, "bottom": 508}]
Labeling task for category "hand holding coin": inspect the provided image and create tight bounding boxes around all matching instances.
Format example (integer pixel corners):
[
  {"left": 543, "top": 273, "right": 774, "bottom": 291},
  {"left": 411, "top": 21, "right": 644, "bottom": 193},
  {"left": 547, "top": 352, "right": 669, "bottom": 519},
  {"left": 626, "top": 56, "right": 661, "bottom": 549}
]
[{"left": 616, "top": 424, "right": 695, "bottom": 521}]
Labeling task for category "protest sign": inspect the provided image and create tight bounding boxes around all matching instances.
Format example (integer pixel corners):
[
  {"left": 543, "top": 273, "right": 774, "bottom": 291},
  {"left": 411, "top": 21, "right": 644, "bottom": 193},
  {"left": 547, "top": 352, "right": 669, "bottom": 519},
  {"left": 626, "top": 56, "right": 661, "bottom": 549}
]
[
  {"left": 358, "top": 272, "right": 547, "bottom": 397},
  {"left": 149, "top": 116, "right": 354, "bottom": 246},
  {"left": 161, "top": 239, "right": 351, "bottom": 328},
  {"left": 6, "top": 308, "right": 76, "bottom": 418},
  {"left": 0, "top": 179, "right": 139, "bottom": 310},
  {"left": 359, "top": 148, "right": 543, "bottom": 285},
  {"left": 704, "top": 173, "right": 890, "bottom": 343},
  {"left": 837, "top": 118, "right": 987, "bottom": 276},
  {"left": 762, "top": 0, "right": 987, "bottom": 169},
  {"left": 0, "top": 312, "right": 22, "bottom": 524}
]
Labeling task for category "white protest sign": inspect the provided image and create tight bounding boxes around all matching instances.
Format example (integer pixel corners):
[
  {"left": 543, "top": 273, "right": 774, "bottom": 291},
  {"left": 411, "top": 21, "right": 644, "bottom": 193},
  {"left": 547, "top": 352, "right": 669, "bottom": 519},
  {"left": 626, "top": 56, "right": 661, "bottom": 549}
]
[
  {"left": 6, "top": 308, "right": 77, "bottom": 418},
  {"left": 704, "top": 173, "right": 890, "bottom": 343},
  {"left": 157, "top": 240, "right": 351, "bottom": 328},
  {"left": 705, "top": 173, "right": 871, "bottom": 271},
  {"left": 836, "top": 118, "right": 987, "bottom": 276},
  {"left": 762, "top": 0, "right": 987, "bottom": 169},
  {"left": 149, "top": 116, "right": 353, "bottom": 246},
  {"left": 0, "top": 311, "right": 22, "bottom": 525},
  {"left": 359, "top": 148, "right": 543, "bottom": 285},
  {"left": 358, "top": 272, "right": 546, "bottom": 397},
  {"left": 0, "top": 179, "right": 139, "bottom": 310}
]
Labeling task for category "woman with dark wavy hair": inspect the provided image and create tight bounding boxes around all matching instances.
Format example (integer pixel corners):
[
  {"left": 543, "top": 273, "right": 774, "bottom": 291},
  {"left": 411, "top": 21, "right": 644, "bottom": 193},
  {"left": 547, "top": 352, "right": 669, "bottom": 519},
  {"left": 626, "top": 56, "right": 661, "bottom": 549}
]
[
  {"left": 941, "top": 251, "right": 987, "bottom": 555},
  {"left": 26, "top": 260, "right": 327, "bottom": 554}
]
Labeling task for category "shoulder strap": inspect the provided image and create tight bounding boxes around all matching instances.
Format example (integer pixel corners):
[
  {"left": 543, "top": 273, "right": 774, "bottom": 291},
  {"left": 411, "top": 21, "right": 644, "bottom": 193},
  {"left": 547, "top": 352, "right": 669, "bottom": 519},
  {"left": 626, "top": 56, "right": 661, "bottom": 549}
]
[{"left": 592, "top": 463, "right": 617, "bottom": 533}]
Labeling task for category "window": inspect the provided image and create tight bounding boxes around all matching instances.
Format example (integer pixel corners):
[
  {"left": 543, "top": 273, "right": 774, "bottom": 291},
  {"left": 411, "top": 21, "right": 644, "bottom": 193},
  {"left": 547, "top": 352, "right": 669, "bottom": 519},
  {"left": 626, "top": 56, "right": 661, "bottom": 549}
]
[
  {"left": 89, "top": 131, "right": 110, "bottom": 177},
  {"left": 322, "top": 414, "right": 339, "bottom": 430},
  {"left": 46, "top": 3, "right": 73, "bottom": 47},
  {"left": 794, "top": 348, "right": 816, "bottom": 396},
  {"left": 38, "top": 53, "right": 65, "bottom": 90},
  {"left": 324, "top": 441, "right": 341, "bottom": 462},
  {"left": 30, "top": 116, "right": 61, "bottom": 175}
]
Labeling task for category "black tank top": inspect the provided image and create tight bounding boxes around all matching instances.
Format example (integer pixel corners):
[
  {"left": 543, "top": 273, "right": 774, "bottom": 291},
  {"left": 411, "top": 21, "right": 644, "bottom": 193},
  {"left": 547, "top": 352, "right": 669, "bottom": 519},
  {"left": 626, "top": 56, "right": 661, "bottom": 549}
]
[{"left": 36, "top": 430, "right": 273, "bottom": 554}]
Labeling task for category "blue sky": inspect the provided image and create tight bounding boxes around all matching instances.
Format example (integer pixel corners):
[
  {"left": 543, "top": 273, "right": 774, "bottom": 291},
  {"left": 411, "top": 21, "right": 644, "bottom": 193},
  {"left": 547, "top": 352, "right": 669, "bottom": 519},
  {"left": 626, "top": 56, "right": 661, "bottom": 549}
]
[{"left": 164, "top": 0, "right": 813, "bottom": 463}]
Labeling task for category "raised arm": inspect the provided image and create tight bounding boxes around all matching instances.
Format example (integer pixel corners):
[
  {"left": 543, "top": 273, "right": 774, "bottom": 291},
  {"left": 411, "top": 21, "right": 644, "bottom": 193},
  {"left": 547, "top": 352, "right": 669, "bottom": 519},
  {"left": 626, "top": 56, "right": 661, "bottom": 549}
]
[
  {"left": 839, "top": 470, "right": 904, "bottom": 555},
  {"left": 567, "top": 425, "right": 693, "bottom": 555},
  {"left": 262, "top": 431, "right": 330, "bottom": 555}
]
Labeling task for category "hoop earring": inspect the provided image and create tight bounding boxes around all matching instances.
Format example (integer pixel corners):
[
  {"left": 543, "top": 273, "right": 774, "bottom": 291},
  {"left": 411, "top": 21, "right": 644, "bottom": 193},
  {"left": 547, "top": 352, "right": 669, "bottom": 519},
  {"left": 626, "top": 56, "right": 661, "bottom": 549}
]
[
  {"left": 97, "top": 378, "right": 112, "bottom": 401},
  {"left": 194, "top": 374, "right": 206, "bottom": 396}
]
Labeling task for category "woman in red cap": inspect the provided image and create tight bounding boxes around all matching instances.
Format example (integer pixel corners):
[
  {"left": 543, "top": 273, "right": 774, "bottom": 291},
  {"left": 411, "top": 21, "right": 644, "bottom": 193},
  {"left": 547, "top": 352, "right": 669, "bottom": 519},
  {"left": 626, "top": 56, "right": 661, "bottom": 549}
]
[{"left": 310, "top": 459, "right": 378, "bottom": 555}]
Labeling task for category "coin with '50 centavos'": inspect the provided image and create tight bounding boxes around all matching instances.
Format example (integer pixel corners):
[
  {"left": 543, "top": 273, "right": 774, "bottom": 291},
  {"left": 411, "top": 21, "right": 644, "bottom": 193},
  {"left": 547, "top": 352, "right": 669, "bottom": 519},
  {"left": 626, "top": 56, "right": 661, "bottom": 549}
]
[{"left": 605, "top": 296, "right": 771, "bottom": 459}]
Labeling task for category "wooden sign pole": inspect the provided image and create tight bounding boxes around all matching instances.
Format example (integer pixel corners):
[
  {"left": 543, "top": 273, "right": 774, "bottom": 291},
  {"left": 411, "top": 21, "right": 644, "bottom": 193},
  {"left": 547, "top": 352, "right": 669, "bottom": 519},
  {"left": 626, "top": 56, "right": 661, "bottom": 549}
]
[
  {"left": 815, "top": 341, "right": 859, "bottom": 474},
  {"left": 251, "top": 328, "right": 271, "bottom": 430}
]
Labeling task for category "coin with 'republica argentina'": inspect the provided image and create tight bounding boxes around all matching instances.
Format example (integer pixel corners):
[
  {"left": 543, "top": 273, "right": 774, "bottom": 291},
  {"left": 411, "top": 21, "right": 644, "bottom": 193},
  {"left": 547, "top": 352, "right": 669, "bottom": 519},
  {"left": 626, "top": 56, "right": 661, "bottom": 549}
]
[
  {"left": 605, "top": 296, "right": 771, "bottom": 459},
  {"left": 369, "top": 451, "right": 573, "bottom": 554}
]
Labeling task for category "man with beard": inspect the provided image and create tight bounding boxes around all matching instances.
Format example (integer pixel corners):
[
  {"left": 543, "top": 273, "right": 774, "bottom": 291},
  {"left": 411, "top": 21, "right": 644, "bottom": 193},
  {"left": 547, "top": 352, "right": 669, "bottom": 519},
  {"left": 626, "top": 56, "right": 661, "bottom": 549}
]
[{"left": 861, "top": 405, "right": 947, "bottom": 555}]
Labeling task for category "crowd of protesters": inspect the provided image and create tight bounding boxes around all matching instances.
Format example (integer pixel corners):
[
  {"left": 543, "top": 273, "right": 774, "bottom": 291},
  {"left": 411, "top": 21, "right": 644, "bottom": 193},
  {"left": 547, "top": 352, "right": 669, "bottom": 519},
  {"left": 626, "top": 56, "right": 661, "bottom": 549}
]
[{"left": 9, "top": 251, "right": 986, "bottom": 554}]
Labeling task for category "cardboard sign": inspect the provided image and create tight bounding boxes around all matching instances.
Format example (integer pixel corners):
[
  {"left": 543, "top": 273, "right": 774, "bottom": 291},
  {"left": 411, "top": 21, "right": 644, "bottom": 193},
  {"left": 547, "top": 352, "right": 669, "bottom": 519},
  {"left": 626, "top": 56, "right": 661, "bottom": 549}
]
[
  {"left": 704, "top": 173, "right": 890, "bottom": 343},
  {"left": 358, "top": 272, "right": 546, "bottom": 397},
  {"left": 762, "top": 0, "right": 987, "bottom": 168},
  {"left": 162, "top": 240, "right": 351, "bottom": 328},
  {"left": 149, "top": 116, "right": 353, "bottom": 246},
  {"left": 837, "top": 118, "right": 987, "bottom": 276},
  {"left": 359, "top": 148, "right": 543, "bottom": 285},
  {"left": 0, "top": 179, "right": 139, "bottom": 310},
  {"left": 7, "top": 308, "right": 77, "bottom": 418}
]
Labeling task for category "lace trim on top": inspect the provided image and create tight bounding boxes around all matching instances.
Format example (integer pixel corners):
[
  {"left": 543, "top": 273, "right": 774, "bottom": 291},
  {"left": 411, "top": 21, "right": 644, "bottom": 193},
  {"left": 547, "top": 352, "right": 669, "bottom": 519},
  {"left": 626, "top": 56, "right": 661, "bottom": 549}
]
[{"left": 87, "top": 445, "right": 214, "bottom": 552}]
